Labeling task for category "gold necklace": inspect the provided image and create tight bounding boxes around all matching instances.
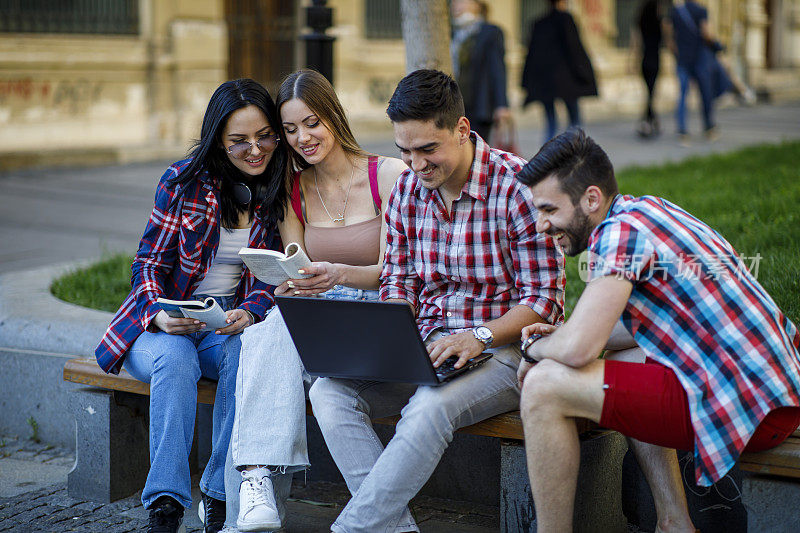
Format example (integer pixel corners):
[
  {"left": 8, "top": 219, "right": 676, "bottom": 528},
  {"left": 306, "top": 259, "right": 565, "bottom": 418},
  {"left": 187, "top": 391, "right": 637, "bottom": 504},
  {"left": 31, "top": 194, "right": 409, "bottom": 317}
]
[{"left": 314, "top": 163, "right": 355, "bottom": 223}]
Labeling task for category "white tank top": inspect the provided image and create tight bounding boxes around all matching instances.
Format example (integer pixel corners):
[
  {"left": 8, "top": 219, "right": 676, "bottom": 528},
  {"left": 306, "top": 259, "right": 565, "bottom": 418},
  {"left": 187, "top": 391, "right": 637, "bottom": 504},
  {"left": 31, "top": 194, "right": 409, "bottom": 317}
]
[{"left": 194, "top": 227, "right": 250, "bottom": 297}]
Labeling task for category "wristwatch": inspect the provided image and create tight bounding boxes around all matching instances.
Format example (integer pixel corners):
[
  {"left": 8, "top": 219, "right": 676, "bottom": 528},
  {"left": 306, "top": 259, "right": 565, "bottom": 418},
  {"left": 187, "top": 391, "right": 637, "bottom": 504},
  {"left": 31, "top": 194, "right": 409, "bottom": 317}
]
[
  {"left": 472, "top": 326, "right": 494, "bottom": 349},
  {"left": 520, "top": 334, "right": 544, "bottom": 363}
]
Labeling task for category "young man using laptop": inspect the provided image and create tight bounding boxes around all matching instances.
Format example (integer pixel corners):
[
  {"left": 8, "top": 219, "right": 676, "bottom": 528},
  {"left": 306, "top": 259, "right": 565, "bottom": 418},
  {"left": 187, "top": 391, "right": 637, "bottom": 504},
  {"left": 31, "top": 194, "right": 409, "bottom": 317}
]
[
  {"left": 515, "top": 128, "right": 800, "bottom": 532},
  {"left": 308, "top": 69, "right": 565, "bottom": 532}
]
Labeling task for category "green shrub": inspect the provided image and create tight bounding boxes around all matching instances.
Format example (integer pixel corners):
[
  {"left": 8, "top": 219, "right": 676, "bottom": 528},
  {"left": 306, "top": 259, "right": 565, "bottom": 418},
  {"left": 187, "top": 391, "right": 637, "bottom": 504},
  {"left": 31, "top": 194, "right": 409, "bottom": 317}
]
[{"left": 51, "top": 253, "right": 133, "bottom": 312}]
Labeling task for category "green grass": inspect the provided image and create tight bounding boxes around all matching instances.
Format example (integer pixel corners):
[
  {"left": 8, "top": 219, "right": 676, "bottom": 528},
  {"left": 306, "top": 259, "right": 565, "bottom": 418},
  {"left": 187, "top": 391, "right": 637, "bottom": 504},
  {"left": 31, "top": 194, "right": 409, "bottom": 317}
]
[
  {"left": 51, "top": 253, "right": 134, "bottom": 313},
  {"left": 51, "top": 141, "right": 800, "bottom": 325}
]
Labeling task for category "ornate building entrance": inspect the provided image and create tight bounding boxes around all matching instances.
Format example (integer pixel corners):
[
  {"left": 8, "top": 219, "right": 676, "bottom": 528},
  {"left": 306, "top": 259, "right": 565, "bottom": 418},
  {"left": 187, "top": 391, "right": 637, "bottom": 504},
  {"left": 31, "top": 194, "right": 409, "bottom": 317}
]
[{"left": 226, "top": 0, "right": 298, "bottom": 90}]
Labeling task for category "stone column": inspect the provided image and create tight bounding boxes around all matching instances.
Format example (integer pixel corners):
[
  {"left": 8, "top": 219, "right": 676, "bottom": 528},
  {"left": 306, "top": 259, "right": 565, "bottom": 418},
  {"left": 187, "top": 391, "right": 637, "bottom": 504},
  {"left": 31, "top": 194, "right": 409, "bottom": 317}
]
[
  {"left": 789, "top": 2, "right": 800, "bottom": 67},
  {"left": 743, "top": 0, "right": 770, "bottom": 78}
]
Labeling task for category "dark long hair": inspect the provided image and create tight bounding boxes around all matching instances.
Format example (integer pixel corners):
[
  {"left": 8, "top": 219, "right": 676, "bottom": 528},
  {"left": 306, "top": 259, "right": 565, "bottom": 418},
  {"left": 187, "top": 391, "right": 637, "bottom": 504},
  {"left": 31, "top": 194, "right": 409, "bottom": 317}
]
[{"left": 169, "top": 78, "right": 289, "bottom": 229}]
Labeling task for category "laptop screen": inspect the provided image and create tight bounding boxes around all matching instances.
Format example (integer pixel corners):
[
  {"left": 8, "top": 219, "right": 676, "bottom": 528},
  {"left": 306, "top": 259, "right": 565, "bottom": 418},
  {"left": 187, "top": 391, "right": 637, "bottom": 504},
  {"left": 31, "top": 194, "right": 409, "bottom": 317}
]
[{"left": 275, "top": 296, "right": 441, "bottom": 385}]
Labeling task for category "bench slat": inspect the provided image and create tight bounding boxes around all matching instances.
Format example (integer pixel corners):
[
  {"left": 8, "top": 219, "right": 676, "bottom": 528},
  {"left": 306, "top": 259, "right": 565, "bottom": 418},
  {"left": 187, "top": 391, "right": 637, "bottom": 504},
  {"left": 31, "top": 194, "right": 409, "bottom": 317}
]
[
  {"left": 739, "top": 436, "right": 800, "bottom": 478},
  {"left": 64, "top": 357, "right": 597, "bottom": 441},
  {"left": 63, "top": 357, "right": 218, "bottom": 404}
]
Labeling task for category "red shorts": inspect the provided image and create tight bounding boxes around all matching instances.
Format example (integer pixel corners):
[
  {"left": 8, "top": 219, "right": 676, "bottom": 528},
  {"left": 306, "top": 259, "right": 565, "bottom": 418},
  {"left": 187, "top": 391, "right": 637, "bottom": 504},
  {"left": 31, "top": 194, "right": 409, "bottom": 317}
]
[{"left": 599, "top": 360, "right": 800, "bottom": 452}]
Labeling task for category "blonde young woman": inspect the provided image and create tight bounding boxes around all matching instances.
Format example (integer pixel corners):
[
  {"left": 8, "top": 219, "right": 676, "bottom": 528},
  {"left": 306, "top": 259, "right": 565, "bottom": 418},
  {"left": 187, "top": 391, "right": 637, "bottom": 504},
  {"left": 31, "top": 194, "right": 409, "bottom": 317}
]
[{"left": 226, "top": 69, "right": 406, "bottom": 532}]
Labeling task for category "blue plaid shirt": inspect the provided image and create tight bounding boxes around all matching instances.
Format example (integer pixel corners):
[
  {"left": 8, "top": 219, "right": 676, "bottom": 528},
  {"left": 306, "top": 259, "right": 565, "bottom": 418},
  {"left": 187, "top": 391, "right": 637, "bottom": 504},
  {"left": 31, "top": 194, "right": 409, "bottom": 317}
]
[
  {"left": 95, "top": 159, "right": 279, "bottom": 373},
  {"left": 588, "top": 195, "right": 800, "bottom": 485}
]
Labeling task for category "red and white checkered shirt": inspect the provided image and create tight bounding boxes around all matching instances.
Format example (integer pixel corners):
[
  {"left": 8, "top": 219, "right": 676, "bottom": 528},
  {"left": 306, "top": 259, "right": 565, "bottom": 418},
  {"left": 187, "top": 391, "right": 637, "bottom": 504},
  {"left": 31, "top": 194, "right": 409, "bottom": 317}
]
[{"left": 380, "top": 133, "right": 565, "bottom": 338}]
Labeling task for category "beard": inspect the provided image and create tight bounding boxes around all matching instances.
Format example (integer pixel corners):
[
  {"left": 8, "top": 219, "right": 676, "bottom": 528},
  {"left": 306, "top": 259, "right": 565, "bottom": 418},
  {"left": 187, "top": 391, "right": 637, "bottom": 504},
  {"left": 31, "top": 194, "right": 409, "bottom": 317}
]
[{"left": 554, "top": 209, "right": 593, "bottom": 257}]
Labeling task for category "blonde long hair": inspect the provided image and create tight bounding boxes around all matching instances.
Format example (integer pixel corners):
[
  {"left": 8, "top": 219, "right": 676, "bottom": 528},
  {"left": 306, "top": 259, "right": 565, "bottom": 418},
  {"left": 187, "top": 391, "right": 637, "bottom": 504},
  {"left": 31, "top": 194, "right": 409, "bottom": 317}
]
[{"left": 277, "top": 69, "right": 369, "bottom": 172}]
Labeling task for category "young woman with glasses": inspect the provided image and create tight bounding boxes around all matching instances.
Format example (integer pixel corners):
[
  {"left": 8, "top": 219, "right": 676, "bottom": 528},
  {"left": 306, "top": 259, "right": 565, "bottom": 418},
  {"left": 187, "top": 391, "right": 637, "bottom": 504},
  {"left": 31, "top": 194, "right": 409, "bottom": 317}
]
[
  {"left": 227, "top": 69, "right": 406, "bottom": 532},
  {"left": 95, "top": 78, "right": 289, "bottom": 533}
]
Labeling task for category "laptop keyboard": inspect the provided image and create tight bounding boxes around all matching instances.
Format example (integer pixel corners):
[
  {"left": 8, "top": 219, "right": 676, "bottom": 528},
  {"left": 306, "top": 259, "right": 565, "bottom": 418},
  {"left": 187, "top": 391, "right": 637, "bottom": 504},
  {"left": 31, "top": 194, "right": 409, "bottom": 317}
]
[{"left": 435, "top": 356, "right": 460, "bottom": 378}]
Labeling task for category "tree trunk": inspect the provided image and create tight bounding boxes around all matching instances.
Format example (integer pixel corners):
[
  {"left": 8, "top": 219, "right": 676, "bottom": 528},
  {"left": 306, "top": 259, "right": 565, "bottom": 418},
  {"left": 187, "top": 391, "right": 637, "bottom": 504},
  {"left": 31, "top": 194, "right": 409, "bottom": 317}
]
[{"left": 400, "top": 0, "right": 452, "bottom": 74}]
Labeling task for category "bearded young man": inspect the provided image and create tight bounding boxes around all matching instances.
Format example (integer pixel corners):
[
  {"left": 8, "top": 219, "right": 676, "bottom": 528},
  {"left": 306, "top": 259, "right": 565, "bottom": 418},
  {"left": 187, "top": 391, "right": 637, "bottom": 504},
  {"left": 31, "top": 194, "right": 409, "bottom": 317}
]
[
  {"left": 515, "top": 128, "right": 800, "bottom": 532},
  {"left": 308, "top": 69, "right": 565, "bottom": 533}
]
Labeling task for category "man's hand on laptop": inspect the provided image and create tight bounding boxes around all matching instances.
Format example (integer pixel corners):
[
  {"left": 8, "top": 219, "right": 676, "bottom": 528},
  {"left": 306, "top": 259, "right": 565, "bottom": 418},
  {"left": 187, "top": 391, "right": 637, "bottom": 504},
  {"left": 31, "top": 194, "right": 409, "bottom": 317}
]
[{"left": 428, "top": 332, "right": 484, "bottom": 370}]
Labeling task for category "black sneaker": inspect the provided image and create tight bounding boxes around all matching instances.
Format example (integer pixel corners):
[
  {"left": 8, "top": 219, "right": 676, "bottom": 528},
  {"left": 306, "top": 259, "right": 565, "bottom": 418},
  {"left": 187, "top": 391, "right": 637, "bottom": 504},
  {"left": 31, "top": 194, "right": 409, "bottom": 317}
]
[
  {"left": 200, "top": 491, "right": 226, "bottom": 533},
  {"left": 147, "top": 496, "right": 185, "bottom": 533}
]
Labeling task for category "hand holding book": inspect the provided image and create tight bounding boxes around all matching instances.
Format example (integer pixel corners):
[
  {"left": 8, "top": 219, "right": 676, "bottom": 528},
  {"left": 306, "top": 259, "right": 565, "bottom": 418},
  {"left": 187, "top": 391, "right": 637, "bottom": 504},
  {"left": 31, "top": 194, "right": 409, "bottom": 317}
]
[
  {"left": 154, "top": 297, "right": 253, "bottom": 335},
  {"left": 239, "top": 242, "right": 313, "bottom": 286},
  {"left": 275, "top": 261, "right": 346, "bottom": 297}
]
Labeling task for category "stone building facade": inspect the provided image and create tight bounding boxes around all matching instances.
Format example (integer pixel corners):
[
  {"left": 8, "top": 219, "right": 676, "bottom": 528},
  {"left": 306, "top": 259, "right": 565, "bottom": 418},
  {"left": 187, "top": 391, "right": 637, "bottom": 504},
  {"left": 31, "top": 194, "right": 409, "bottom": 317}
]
[{"left": 0, "top": 0, "right": 798, "bottom": 169}]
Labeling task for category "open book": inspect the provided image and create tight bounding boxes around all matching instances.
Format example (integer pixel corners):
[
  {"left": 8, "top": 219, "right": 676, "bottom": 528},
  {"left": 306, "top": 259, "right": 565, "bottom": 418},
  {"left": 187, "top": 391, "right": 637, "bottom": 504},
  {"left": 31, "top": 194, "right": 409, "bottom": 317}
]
[
  {"left": 239, "top": 242, "right": 314, "bottom": 286},
  {"left": 156, "top": 296, "right": 229, "bottom": 331}
]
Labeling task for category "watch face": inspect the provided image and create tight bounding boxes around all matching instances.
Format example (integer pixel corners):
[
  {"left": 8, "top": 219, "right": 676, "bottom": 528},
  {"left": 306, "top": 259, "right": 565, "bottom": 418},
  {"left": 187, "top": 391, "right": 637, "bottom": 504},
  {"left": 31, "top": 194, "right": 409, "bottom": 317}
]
[{"left": 476, "top": 326, "right": 492, "bottom": 341}]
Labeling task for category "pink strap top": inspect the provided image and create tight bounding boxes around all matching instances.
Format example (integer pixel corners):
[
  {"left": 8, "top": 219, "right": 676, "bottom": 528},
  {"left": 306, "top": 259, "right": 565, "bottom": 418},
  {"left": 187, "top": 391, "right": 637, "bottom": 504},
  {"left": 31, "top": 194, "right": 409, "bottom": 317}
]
[
  {"left": 291, "top": 155, "right": 381, "bottom": 227},
  {"left": 290, "top": 155, "right": 382, "bottom": 266}
]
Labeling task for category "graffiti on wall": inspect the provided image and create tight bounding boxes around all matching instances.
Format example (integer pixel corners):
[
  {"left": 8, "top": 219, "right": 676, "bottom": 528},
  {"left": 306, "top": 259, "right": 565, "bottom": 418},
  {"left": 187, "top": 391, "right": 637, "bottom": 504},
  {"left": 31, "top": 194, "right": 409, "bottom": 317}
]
[
  {"left": 580, "top": 0, "right": 607, "bottom": 36},
  {"left": 0, "top": 78, "right": 103, "bottom": 116}
]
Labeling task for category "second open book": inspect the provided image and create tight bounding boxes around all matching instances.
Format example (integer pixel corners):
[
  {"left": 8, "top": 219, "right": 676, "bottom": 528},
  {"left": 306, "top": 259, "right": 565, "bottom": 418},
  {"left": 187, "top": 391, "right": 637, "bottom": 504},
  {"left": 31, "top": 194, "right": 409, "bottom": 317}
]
[{"left": 238, "top": 242, "right": 314, "bottom": 286}]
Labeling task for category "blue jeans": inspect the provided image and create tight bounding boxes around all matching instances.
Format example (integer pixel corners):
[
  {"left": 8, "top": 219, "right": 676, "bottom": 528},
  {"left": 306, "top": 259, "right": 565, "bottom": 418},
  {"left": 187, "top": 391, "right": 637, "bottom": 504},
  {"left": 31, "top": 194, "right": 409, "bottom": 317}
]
[
  {"left": 124, "top": 294, "right": 240, "bottom": 509},
  {"left": 308, "top": 330, "right": 522, "bottom": 532},
  {"left": 676, "top": 55, "right": 715, "bottom": 134},
  {"left": 542, "top": 97, "right": 581, "bottom": 142}
]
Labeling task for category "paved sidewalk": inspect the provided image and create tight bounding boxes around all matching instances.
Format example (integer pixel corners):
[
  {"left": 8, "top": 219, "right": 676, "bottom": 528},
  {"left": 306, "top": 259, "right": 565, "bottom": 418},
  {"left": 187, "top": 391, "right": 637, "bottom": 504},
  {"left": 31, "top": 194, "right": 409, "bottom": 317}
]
[
  {"left": 0, "top": 435, "right": 499, "bottom": 532},
  {"left": 1, "top": 101, "right": 798, "bottom": 275}
]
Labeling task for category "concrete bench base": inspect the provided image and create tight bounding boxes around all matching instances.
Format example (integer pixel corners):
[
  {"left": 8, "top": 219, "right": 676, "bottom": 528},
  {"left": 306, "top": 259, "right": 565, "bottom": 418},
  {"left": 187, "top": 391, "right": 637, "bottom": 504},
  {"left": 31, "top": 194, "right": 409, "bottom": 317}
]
[
  {"left": 743, "top": 473, "right": 800, "bottom": 532},
  {"left": 500, "top": 431, "right": 628, "bottom": 532},
  {"left": 65, "top": 388, "right": 627, "bottom": 532},
  {"left": 67, "top": 388, "right": 150, "bottom": 502},
  {"left": 67, "top": 388, "right": 213, "bottom": 503}
]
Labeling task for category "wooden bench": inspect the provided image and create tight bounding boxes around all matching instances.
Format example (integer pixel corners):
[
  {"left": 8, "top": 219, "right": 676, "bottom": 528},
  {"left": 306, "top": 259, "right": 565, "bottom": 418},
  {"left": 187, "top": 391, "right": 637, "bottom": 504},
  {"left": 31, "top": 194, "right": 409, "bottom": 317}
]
[
  {"left": 61, "top": 357, "right": 637, "bottom": 531},
  {"left": 65, "top": 356, "right": 800, "bottom": 479},
  {"left": 738, "top": 427, "right": 800, "bottom": 478}
]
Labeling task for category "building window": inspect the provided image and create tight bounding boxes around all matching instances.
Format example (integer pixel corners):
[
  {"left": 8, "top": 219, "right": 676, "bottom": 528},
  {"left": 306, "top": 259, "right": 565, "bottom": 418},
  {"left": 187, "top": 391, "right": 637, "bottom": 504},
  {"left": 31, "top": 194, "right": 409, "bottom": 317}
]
[
  {"left": 0, "top": 0, "right": 139, "bottom": 35},
  {"left": 519, "top": 0, "right": 549, "bottom": 44},
  {"left": 615, "top": 0, "right": 639, "bottom": 47},
  {"left": 365, "top": 0, "right": 402, "bottom": 40}
]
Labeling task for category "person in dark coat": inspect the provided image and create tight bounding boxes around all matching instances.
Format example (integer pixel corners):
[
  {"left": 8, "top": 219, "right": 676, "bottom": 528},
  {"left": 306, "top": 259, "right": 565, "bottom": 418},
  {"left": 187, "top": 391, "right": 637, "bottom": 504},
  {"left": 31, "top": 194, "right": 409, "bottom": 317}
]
[
  {"left": 636, "top": 0, "right": 664, "bottom": 138},
  {"left": 521, "top": 0, "right": 597, "bottom": 142},
  {"left": 451, "top": 0, "right": 510, "bottom": 141}
]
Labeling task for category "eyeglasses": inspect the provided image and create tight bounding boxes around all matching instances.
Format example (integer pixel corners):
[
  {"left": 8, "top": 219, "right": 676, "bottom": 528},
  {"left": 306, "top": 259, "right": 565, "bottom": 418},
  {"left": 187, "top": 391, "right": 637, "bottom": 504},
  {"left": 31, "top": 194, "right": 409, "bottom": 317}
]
[{"left": 225, "top": 134, "right": 279, "bottom": 159}]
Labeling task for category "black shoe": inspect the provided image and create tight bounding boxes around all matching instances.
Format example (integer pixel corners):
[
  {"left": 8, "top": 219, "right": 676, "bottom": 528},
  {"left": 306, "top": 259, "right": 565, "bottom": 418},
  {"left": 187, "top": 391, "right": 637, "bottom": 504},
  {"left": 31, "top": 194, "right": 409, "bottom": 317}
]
[
  {"left": 147, "top": 496, "right": 185, "bottom": 533},
  {"left": 200, "top": 491, "right": 226, "bottom": 533}
]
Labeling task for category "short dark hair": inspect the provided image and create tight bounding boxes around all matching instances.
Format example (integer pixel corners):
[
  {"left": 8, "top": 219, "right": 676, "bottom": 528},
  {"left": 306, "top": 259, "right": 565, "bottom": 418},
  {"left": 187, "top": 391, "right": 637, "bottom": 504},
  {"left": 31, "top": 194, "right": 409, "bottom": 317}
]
[
  {"left": 516, "top": 128, "right": 618, "bottom": 204},
  {"left": 386, "top": 69, "right": 465, "bottom": 130}
]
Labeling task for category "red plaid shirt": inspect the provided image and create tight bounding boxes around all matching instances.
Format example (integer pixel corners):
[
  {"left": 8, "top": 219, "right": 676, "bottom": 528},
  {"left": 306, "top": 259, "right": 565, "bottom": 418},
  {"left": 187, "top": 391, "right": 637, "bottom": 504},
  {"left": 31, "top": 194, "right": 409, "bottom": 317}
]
[
  {"left": 380, "top": 134, "right": 565, "bottom": 337},
  {"left": 95, "top": 159, "right": 279, "bottom": 374}
]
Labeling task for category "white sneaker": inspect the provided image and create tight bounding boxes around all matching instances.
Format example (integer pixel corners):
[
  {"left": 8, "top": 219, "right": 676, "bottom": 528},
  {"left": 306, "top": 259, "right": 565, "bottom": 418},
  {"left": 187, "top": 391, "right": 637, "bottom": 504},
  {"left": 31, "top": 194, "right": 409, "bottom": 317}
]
[{"left": 237, "top": 467, "right": 281, "bottom": 532}]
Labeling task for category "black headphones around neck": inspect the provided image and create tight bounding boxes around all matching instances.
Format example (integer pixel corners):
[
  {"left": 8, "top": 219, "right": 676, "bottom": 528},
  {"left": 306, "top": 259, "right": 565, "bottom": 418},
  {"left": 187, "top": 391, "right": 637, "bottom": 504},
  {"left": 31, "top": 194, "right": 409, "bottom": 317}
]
[{"left": 233, "top": 182, "right": 267, "bottom": 207}]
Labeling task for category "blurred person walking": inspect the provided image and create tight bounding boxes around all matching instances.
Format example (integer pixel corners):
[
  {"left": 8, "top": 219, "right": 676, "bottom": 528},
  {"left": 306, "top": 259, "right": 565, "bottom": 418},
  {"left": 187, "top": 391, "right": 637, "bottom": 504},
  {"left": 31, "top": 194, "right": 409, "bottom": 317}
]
[
  {"left": 521, "top": 0, "right": 597, "bottom": 144},
  {"left": 634, "top": 0, "right": 664, "bottom": 138},
  {"left": 450, "top": 0, "right": 511, "bottom": 142},
  {"left": 666, "top": 0, "right": 728, "bottom": 143}
]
